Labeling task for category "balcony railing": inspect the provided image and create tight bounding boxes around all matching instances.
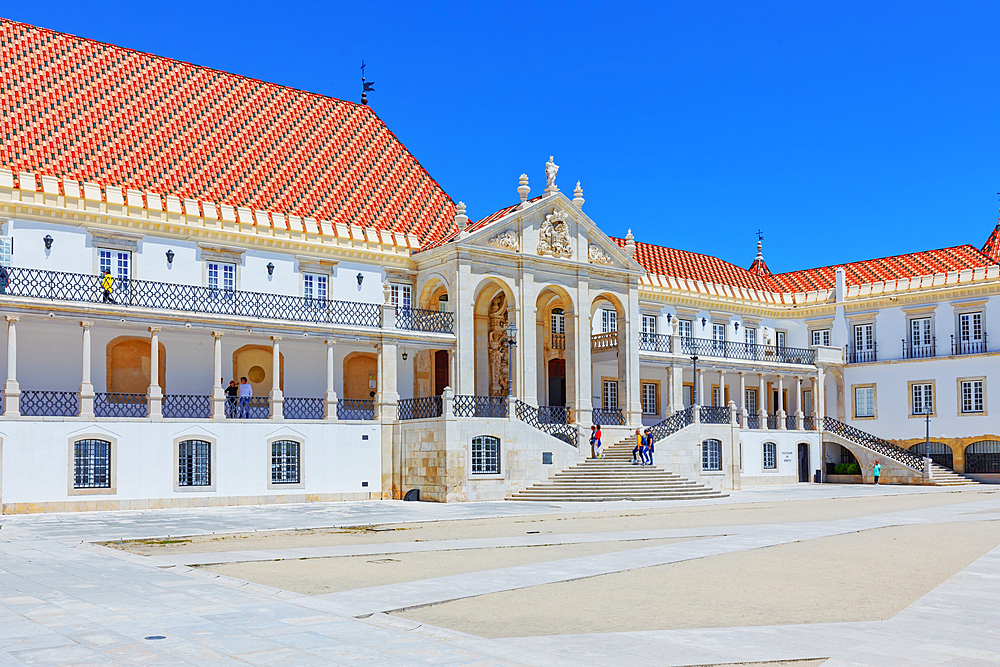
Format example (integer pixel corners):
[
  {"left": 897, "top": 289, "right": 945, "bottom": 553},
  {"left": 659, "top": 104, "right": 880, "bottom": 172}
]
[
  {"left": 680, "top": 337, "right": 815, "bottom": 365},
  {"left": 902, "top": 338, "right": 936, "bottom": 359},
  {"left": 592, "top": 407, "right": 625, "bottom": 425},
  {"left": 766, "top": 414, "right": 780, "bottom": 429},
  {"left": 2, "top": 266, "right": 382, "bottom": 328},
  {"left": 538, "top": 406, "right": 571, "bottom": 423},
  {"left": 337, "top": 399, "right": 375, "bottom": 420},
  {"left": 746, "top": 413, "right": 760, "bottom": 429},
  {"left": 20, "top": 390, "right": 78, "bottom": 417},
  {"left": 453, "top": 395, "right": 507, "bottom": 418},
  {"left": 284, "top": 397, "right": 324, "bottom": 420},
  {"left": 638, "top": 332, "right": 671, "bottom": 353},
  {"left": 700, "top": 405, "right": 730, "bottom": 425},
  {"left": 397, "top": 396, "right": 443, "bottom": 420},
  {"left": 952, "top": 334, "right": 987, "bottom": 356},
  {"left": 803, "top": 415, "right": 816, "bottom": 430},
  {"left": 163, "top": 394, "right": 211, "bottom": 419},
  {"left": 550, "top": 333, "right": 566, "bottom": 349},
  {"left": 786, "top": 414, "right": 797, "bottom": 430},
  {"left": 846, "top": 344, "right": 877, "bottom": 364},
  {"left": 95, "top": 392, "right": 147, "bottom": 418},
  {"left": 647, "top": 406, "right": 695, "bottom": 443},
  {"left": 395, "top": 307, "right": 454, "bottom": 334},
  {"left": 591, "top": 331, "right": 619, "bottom": 353}
]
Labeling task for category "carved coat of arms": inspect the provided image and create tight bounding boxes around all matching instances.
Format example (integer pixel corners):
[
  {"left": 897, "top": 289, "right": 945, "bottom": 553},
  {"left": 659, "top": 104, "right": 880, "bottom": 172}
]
[
  {"left": 588, "top": 244, "right": 612, "bottom": 265},
  {"left": 489, "top": 230, "right": 519, "bottom": 251},
  {"left": 537, "top": 210, "right": 572, "bottom": 258}
]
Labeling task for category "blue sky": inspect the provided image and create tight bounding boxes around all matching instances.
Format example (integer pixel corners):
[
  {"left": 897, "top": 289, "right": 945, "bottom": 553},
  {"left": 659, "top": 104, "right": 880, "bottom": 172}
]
[{"left": 6, "top": 1, "right": 999, "bottom": 273}]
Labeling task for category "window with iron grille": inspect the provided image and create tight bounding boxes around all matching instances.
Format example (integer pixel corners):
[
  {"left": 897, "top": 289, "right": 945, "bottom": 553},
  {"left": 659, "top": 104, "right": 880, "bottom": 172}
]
[
  {"left": 762, "top": 442, "right": 777, "bottom": 470},
  {"left": 74, "top": 439, "right": 111, "bottom": 488},
  {"left": 702, "top": 438, "right": 722, "bottom": 471},
  {"left": 810, "top": 329, "right": 830, "bottom": 346},
  {"left": 471, "top": 435, "right": 501, "bottom": 475},
  {"left": 678, "top": 319, "right": 693, "bottom": 339},
  {"left": 602, "top": 309, "right": 617, "bottom": 333},
  {"left": 642, "top": 382, "right": 657, "bottom": 415},
  {"left": 551, "top": 308, "right": 565, "bottom": 334},
  {"left": 303, "top": 273, "right": 328, "bottom": 302},
  {"left": 961, "top": 380, "right": 984, "bottom": 413},
  {"left": 745, "top": 327, "right": 757, "bottom": 345},
  {"left": 178, "top": 439, "right": 211, "bottom": 486},
  {"left": 271, "top": 440, "right": 300, "bottom": 484},
  {"left": 911, "top": 383, "right": 933, "bottom": 416}
]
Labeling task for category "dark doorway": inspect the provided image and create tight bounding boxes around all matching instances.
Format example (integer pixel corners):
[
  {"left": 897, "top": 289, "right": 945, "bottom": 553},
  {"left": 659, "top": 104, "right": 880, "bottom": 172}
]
[
  {"left": 434, "top": 350, "right": 449, "bottom": 396},
  {"left": 548, "top": 358, "right": 566, "bottom": 407},
  {"left": 798, "top": 443, "right": 810, "bottom": 482}
]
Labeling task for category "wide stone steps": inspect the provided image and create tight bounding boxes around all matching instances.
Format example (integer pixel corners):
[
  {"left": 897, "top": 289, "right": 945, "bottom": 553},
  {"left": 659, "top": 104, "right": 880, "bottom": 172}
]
[
  {"left": 509, "top": 436, "right": 727, "bottom": 502},
  {"left": 930, "top": 463, "right": 978, "bottom": 486}
]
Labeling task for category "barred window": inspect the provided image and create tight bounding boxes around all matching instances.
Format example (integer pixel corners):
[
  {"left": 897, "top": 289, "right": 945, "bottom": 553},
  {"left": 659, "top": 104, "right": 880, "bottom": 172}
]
[
  {"left": 702, "top": 438, "right": 722, "bottom": 471},
  {"left": 178, "top": 439, "right": 211, "bottom": 486},
  {"left": 74, "top": 439, "right": 111, "bottom": 488},
  {"left": 271, "top": 440, "right": 300, "bottom": 484},
  {"left": 471, "top": 435, "right": 501, "bottom": 475},
  {"left": 763, "top": 442, "right": 777, "bottom": 470}
]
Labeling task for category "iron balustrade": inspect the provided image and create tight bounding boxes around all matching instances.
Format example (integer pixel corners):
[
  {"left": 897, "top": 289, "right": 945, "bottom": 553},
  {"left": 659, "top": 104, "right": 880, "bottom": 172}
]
[
  {"left": 515, "top": 399, "right": 578, "bottom": 447},
  {"left": 591, "top": 408, "right": 625, "bottom": 426},
  {"left": 395, "top": 307, "right": 455, "bottom": 334},
  {"left": 591, "top": 331, "right": 619, "bottom": 353},
  {"left": 2, "top": 266, "right": 382, "bottom": 328},
  {"left": 680, "top": 337, "right": 815, "bottom": 365},
  {"left": 538, "top": 406, "right": 571, "bottom": 423},
  {"left": 846, "top": 344, "right": 877, "bottom": 363},
  {"left": 908, "top": 442, "right": 953, "bottom": 469},
  {"left": 802, "top": 415, "right": 816, "bottom": 430},
  {"left": 162, "top": 394, "right": 211, "bottom": 419},
  {"left": 823, "top": 416, "right": 924, "bottom": 471},
  {"left": 746, "top": 414, "right": 761, "bottom": 429},
  {"left": 550, "top": 333, "right": 566, "bottom": 349},
  {"left": 638, "top": 332, "right": 671, "bottom": 353},
  {"left": 902, "top": 337, "right": 936, "bottom": 359},
  {"left": 700, "top": 405, "right": 730, "bottom": 424},
  {"left": 397, "top": 396, "right": 443, "bottom": 420},
  {"left": 95, "top": 392, "right": 147, "bottom": 418},
  {"left": 284, "top": 397, "right": 324, "bottom": 420},
  {"left": 453, "top": 395, "right": 507, "bottom": 418},
  {"left": 20, "top": 390, "right": 79, "bottom": 417},
  {"left": 246, "top": 397, "right": 270, "bottom": 419},
  {"left": 337, "top": 399, "right": 375, "bottom": 420},
  {"left": 766, "top": 414, "right": 780, "bottom": 429},
  {"left": 647, "top": 406, "right": 695, "bottom": 443},
  {"left": 786, "top": 414, "right": 798, "bottom": 430},
  {"left": 952, "top": 334, "right": 988, "bottom": 356}
]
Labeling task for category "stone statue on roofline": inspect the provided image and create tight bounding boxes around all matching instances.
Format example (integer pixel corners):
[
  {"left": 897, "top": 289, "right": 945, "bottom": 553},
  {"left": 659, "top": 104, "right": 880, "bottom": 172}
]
[{"left": 545, "top": 156, "right": 559, "bottom": 192}]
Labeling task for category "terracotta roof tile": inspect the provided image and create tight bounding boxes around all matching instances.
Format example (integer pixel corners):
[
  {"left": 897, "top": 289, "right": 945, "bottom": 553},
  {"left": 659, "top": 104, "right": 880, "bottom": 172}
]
[
  {"left": 0, "top": 18, "right": 455, "bottom": 243},
  {"left": 611, "top": 238, "right": 778, "bottom": 291},
  {"left": 984, "top": 217, "right": 1000, "bottom": 263}
]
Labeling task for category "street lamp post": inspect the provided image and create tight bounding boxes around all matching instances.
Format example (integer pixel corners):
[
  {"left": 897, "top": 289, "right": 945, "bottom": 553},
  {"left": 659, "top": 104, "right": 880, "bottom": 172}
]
[{"left": 505, "top": 321, "right": 518, "bottom": 398}]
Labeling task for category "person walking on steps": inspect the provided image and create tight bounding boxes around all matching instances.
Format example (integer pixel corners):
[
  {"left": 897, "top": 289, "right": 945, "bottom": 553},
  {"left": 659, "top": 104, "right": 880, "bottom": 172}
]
[
  {"left": 873, "top": 460, "right": 881, "bottom": 485},
  {"left": 594, "top": 424, "right": 603, "bottom": 459},
  {"left": 632, "top": 428, "right": 643, "bottom": 465},
  {"left": 643, "top": 428, "right": 654, "bottom": 466}
]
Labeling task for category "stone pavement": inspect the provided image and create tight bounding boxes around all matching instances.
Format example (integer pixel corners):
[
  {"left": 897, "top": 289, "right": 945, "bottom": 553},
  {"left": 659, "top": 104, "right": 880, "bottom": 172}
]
[{"left": 1, "top": 484, "right": 998, "bottom": 666}]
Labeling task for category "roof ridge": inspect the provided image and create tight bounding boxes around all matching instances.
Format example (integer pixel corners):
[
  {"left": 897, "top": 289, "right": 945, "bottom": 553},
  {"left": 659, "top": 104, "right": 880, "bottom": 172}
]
[
  {"left": 983, "top": 214, "right": 1000, "bottom": 263},
  {"left": 774, "top": 242, "right": 989, "bottom": 278}
]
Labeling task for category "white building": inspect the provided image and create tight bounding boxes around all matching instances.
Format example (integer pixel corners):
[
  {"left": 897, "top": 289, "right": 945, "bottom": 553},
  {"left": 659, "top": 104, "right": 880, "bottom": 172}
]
[{"left": 0, "top": 19, "right": 997, "bottom": 513}]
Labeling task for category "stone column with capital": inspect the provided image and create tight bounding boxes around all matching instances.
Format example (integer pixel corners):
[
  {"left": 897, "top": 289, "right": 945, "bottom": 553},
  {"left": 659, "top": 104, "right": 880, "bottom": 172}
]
[
  {"left": 148, "top": 327, "right": 163, "bottom": 419},
  {"left": 795, "top": 375, "right": 804, "bottom": 430},
  {"left": 269, "top": 336, "right": 283, "bottom": 420},
  {"left": 210, "top": 331, "right": 226, "bottom": 419},
  {"left": 776, "top": 375, "right": 785, "bottom": 429},
  {"left": 738, "top": 371, "right": 747, "bottom": 428},
  {"left": 4, "top": 315, "right": 19, "bottom": 417},
  {"left": 758, "top": 373, "right": 767, "bottom": 430},
  {"left": 79, "top": 321, "right": 95, "bottom": 419},
  {"left": 323, "top": 340, "right": 338, "bottom": 420}
]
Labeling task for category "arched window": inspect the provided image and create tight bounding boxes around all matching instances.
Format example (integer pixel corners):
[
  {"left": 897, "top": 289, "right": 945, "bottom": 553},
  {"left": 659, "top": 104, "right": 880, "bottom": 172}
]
[
  {"left": 702, "top": 439, "right": 722, "bottom": 471},
  {"left": 762, "top": 442, "right": 777, "bottom": 470},
  {"left": 178, "top": 439, "right": 211, "bottom": 486},
  {"left": 551, "top": 308, "right": 565, "bottom": 334},
  {"left": 472, "top": 435, "right": 501, "bottom": 475},
  {"left": 965, "top": 441, "right": 1000, "bottom": 473},
  {"left": 74, "top": 439, "right": 111, "bottom": 489},
  {"left": 271, "top": 440, "right": 301, "bottom": 484},
  {"left": 908, "top": 442, "right": 953, "bottom": 469}
]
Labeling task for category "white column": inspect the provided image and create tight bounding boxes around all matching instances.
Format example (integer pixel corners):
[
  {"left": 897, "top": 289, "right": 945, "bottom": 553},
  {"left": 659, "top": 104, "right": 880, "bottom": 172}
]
[
  {"left": 738, "top": 371, "right": 747, "bottom": 428},
  {"left": 758, "top": 373, "right": 767, "bottom": 430},
  {"left": 79, "top": 321, "right": 95, "bottom": 419},
  {"left": 324, "top": 339, "right": 338, "bottom": 421},
  {"left": 269, "top": 336, "right": 283, "bottom": 420},
  {"left": 816, "top": 368, "right": 826, "bottom": 422},
  {"left": 717, "top": 369, "right": 725, "bottom": 407},
  {"left": 795, "top": 375, "right": 803, "bottom": 430},
  {"left": 811, "top": 375, "right": 819, "bottom": 426},
  {"left": 455, "top": 263, "right": 476, "bottom": 395},
  {"left": 696, "top": 368, "right": 704, "bottom": 408},
  {"left": 377, "top": 341, "right": 399, "bottom": 422},
  {"left": 211, "top": 331, "right": 225, "bottom": 419},
  {"left": 776, "top": 374, "right": 785, "bottom": 429},
  {"left": 3, "top": 315, "right": 19, "bottom": 417},
  {"left": 147, "top": 327, "right": 162, "bottom": 419}
]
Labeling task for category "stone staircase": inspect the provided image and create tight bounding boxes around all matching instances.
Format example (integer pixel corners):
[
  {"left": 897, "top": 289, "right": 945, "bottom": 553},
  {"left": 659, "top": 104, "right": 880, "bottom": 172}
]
[
  {"left": 509, "top": 436, "right": 727, "bottom": 502},
  {"left": 928, "top": 463, "right": 979, "bottom": 486}
]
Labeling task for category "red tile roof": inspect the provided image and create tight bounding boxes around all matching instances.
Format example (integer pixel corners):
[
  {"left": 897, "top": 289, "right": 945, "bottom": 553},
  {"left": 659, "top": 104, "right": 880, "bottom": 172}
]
[
  {"left": 747, "top": 240, "right": 772, "bottom": 278},
  {"left": 612, "top": 238, "right": 778, "bottom": 291},
  {"left": 984, "top": 217, "right": 1000, "bottom": 263},
  {"left": 0, "top": 18, "right": 455, "bottom": 243},
  {"left": 418, "top": 196, "right": 543, "bottom": 251}
]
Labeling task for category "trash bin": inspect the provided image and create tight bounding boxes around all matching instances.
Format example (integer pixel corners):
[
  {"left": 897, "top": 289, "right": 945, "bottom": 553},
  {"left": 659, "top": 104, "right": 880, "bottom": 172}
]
[{"left": 814, "top": 470, "right": 822, "bottom": 484}]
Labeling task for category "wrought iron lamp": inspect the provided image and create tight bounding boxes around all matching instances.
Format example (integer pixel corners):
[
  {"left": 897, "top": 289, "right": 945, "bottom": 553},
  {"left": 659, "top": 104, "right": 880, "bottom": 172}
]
[
  {"left": 734, "top": 321, "right": 740, "bottom": 333},
  {"left": 266, "top": 262, "right": 275, "bottom": 276},
  {"left": 165, "top": 249, "right": 175, "bottom": 265},
  {"left": 43, "top": 234, "right": 53, "bottom": 250},
  {"left": 401, "top": 351, "right": 408, "bottom": 361},
  {"left": 505, "top": 321, "right": 518, "bottom": 397},
  {"left": 357, "top": 273, "right": 364, "bottom": 286}
]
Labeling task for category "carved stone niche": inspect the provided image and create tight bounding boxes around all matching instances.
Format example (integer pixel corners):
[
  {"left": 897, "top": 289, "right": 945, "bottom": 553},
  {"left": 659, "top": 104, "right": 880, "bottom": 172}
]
[
  {"left": 537, "top": 209, "right": 572, "bottom": 258},
  {"left": 489, "top": 230, "right": 519, "bottom": 251},
  {"left": 588, "top": 244, "right": 612, "bottom": 265}
]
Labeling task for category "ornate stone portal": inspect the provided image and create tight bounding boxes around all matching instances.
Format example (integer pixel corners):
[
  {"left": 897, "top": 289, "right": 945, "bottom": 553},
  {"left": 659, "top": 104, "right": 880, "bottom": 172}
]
[
  {"left": 487, "top": 292, "right": 509, "bottom": 396},
  {"left": 538, "top": 209, "right": 572, "bottom": 258},
  {"left": 489, "top": 230, "right": 519, "bottom": 251}
]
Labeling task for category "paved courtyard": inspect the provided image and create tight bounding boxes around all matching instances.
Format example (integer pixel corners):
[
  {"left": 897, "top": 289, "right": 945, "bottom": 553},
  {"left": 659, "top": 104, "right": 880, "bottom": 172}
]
[{"left": 2, "top": 484, "right": 999, "bottom": 666}]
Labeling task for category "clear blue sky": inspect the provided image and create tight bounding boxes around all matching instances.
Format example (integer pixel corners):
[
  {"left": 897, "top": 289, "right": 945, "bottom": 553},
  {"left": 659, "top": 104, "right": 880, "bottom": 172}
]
[{"left": 6, "top": 1, "right": 999, "bottom": 273}]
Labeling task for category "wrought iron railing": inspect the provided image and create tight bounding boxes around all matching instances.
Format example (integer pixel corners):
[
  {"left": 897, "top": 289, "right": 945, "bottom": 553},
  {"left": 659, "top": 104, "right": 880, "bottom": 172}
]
[
  {"left": 902, "top": 338, "right": 936, "bottom": 359},
  {"left": 163, "top": 394, "right": 211, "bottom": 419},
  {"left": 591, "top": 407, "right": 625, "bottom": 426},
  {"left": 515, "top": 399, "right": 577, "bottom": 447},
  {"left": 846, "top": 344, "right": 877, "bottom": 363},
  {"left": 952, "top": 334, "right": 987, "bottom": 356},
  {"left": 337, "top": 398, "right": 375, "bottom": 420},
  {"left": 395, "top": 307, "right": 454, "bottom": 334},
  {"left": 746, "top": 413, "right": 760, "bottom": 429},
  {"left": 766, "top": 414, "right": 780, "bottom": 429},
  {"left": 638, "top": 332, "right": 671, "bottom": 353},
  {"left": 95, "top": 392, "right": 147, "bottom": 418},
  {"left": 538, "top": 406, "right": 571, "bottom": 423},
  {"left": 2, "top": 266, "right": 382, "bottom": 328},
  {"left": 786, "top": 414, "right": 798, "bottom": 430},
  {"left": 397, "top": 396, "right": 443, "bottom": 420},
  {"left": 700, "top": 405, "right": 730, "bottom": 425},
  {"left": 20, "top": 390, "right": 79, "bottom": 417},
  {"left": 591, "top": 331, "right": 618, "bottom": 353},
  {"left": 823, "top": 416, "right": 923, "bottom": 471},
  {"left": 453, "top": 395, "right": 507, "bottom": 418},
  {"left": 550, "top": 333, "right": 566, "bottom": 349},
  {"left": 803, "top": 415, "right": 816, "bottom": 430},
  {"left": 680, "top": 337, "right": 815, "bottom": 365},
  {"left": 227, "top": 396, "right": 270, "bottom": 419},
  {"left": 284, "top": 397, "right": 324, "bottom": 420},
  {"left": 648, "top": 406, "right": 695, "bottom": 443}
]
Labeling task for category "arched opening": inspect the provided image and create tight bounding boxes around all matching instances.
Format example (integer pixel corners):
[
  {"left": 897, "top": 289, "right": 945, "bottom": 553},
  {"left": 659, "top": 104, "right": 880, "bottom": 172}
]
[
  {"left": 473, "top": 278, "right": 515, "bottom": 397},
  {"left": 702, "top": 438, "right": 722, "bottom": 471},
  {"left": 908, "top": 442, "right": 954, "bottom": 469},
  {"left": 106, "top": 336, "right": 166, "bottom": 394},
  {"left": 232, "top": 344, "right": 283, "bottom": 395},
  {"left": 535, "top": 286, "right": 576, "bottom": 417},
  {"left": 343, "top": 351, "right": 378, "bottom": 401},
  {"left": 413, "top": 277, "right": 453, "bottom": 398},
  {"left": 798, "top": 443, "right": 810, "bottom": 482},
  {"left": 965, "top": 440, "right": 1000, "bottom": 473},
  {"left": 434, "top": 349, "right": 450, "bottom": 395}
]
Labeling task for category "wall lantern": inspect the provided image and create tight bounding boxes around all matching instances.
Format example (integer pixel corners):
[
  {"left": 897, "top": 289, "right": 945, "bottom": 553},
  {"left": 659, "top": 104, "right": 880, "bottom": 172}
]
[
  {"left": 357, "top": 272, "right": 364, "bottom": 286},
  {"left": 734, "top": 321, "right": 740, "bottom": 333},
  {"left": 165, "top": 249, "right": 175, "bottom": 265},
  {"left": 666, "top": 313, "right": 673, "bottom": 324},
  {"left": 266, "top": 262, "right": 275, "bottom": 276},
  {"left": 701, "top": 317, "right": 707, "bottom": 328},
  {"left": 43, "top": 234, "right": 53, "bottom": 250},
  {"left": 401, "top": 351, "right": 408, "bottom": 361}
]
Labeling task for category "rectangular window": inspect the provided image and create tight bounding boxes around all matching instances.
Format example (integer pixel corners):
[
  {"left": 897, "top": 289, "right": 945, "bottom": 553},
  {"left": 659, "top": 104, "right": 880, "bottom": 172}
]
[
  {"left": 911, "top": 383, "right": 933, "bottom": 416},
  {"left": 712, "top": 323, "right": 726, "bottom": 342},
  {"left": 810, "top": 329, "right": 830, "bottom": 346},
  {"left": 711, "top": 386, "right": 723, "bottom": 407},
  {"left": 745, "top": 328, "right": 757, "bottom": 345},
  {"left": 642, "top": 314, "right": 657, "bottom": 336},
  {"left": 603, "top": 380, "right": 619, "bottom": 411},
  {"left": 100, "top": 249, "right": 131, "bottom": 303},
  {"left": 602, "top": 309, "right": 618, "bottom": 333},
  {"left": 961, "top": 380, "right": 984, "bottom": 413},
  {"left": 74, "top": 439, "right": 111, "bottom": 489},
  {"left": 678, "top": 319, "right": 692, "bottom": 339},
  {"left": 271, "top": 440, "right": 300, "bottom": 484},
  {"left": 551, "top": 309, "right": 566, "bottom": 334},
  {"left": 854, "top": 323, "right": 874, "bottom": 350},
  {"left": 802, "top": 389, "right": 813, "bottom": 415},
  {"left": 303, "top": 273, "right": 328, "bottom": 301},
  {"left": 682, "top": 384, "right": 693, "bottom": 409},
  {"left": 745, "top": 388, "right": 757, "bottom": 414},
  {"left": 207, "top": 261, "right": 235, "bottom": 295},
  {"left": 959, "top": 312, "right": 983, "bottom": 342},
  {"left": 390, "top": 283, "right": 412, "bottom": 310},
  {"left": 775, "top": 331, "right": 786, "bottom": 348},
  {"left": 642, "top": 382, "right": 657, "bottom": 415},
  {"left": 854, "top": 386, "right": 875, "bottom": 418},
  {"left": 0, "top": 237, "right": 11, "bottom": 267},
  {"left": 910, "top": 317, "right": 932, "bottom": 349},
  {"left": 178, "top": 439, "right": 211, "bottom": 487},
  {"left": 763, "top": 442, "right": 777, "bottom": 470},
  {"left": 471, "top": 436, "right": 501, "bottom": 474},
  {"left": 702, "top": 439, "right": 722, "bottom": 471}
]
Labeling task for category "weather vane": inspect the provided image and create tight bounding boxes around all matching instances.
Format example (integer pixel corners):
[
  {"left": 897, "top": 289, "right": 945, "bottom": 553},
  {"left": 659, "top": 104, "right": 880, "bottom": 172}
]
[
  {"left": 756, "top": 229, "right": 763, "bottom": 242},
  {"left": 361, "top": 61, "right": 375, "bottom": 105}
]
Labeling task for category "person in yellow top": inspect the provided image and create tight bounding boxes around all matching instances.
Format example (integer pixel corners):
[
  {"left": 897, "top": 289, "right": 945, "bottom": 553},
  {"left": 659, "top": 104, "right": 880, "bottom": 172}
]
[
  {"left": 101, "top": 269, "right": 113, "bottom": 303},
  {"left": 631, "top": 428, "right": 643, "bottom": 465}
]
